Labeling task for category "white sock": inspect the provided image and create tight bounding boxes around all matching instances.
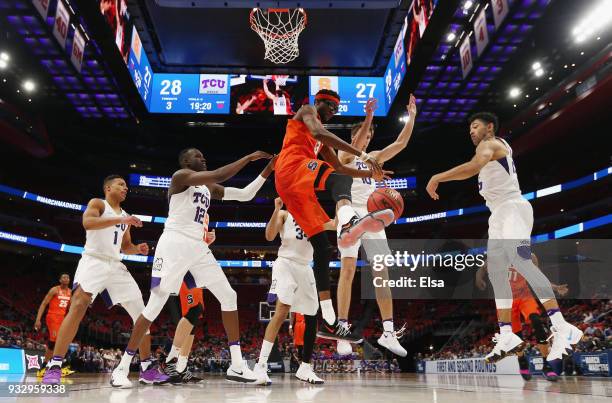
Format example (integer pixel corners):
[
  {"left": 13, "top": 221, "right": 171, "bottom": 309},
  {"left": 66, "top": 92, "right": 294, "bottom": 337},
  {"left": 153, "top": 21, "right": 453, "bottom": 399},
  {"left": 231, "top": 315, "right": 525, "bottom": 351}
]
[
  {"left": 299, "top": 362, "right": 311, "bottom": 370},
  {"left": 549, "top": 311, "right": 567, "bottom": 328},
  {"left": 166, "top": 344, "right": 180, "bottom": 362},
  {"left": 258, "top": 340, "right": 274, "bottom": 365},
  {"left": 48, "top": 356, "right": 63, "bottom": 368},
  {"left": 320, "top": 299, "right": 336, "bottom": 326},
  {"left": 140, "top": 359, "right": 151, "bottom": 371},
  {"left": 176, "top": 355, "right": 188, "bottom": 373},
  {"left": 119, "top": 351, "right": 135, "bottom": 371},
  {"left": 499, "top": 324, "right": 513, "bottom": 334},
  {"left": 229, "top": 344, "right": 243, "bottom": 367},
  {"left": 337, "top": 205, "right": 356, "bottom": 226},
  {"left": 383, "top": 320, "right": 394, "bottom": 333}
]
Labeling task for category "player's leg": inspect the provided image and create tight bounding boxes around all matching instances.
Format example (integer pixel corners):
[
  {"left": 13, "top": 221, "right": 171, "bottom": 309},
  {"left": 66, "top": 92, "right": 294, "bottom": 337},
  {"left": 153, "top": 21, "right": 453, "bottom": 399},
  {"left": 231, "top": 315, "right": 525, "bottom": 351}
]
[
  {"left": 42, "top": 286, "right": 92, "bottom": 384},
  {"left": 500, "top": 201, "right": 582, "bottom": 360},
  {"left": 254, "top": 300, "right": 290, "bottom": 385},
  {"left": 174, "top": 305, "right": 204, "bottom": 384},
  {"left": 511, "top": 301, "right": 531, "bottom": 380},
  {"left": 296, "top": 314, "right": 324, "bottom": 384},
  {"left": 525, "top": 308, "right": 558, "bottom": 382},
  {"left": 190, "top": 260, "right": 255, "bottom": 383}
]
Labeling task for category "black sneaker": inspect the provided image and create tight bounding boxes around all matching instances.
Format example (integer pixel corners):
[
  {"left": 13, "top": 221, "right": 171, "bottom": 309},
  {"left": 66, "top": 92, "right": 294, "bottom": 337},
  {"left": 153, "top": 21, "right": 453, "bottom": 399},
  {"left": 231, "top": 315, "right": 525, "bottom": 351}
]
[
  {"left": 182, "top": 368, "right": 204, "bottom": 384},
  {"left": 337, "top": 210, "right": 394, "bottom": 249},
  {"left": 542, "top": 361, "right": 558, "bottom": 382},
  {"left": 162, "top": 358, "right": 185, "bottom": 385},
  {"left": 316, "top": 320, "right": 363, "bottom": 343},
  {"left": 518, "top": 355, "right": 531, "bottom": 380}
]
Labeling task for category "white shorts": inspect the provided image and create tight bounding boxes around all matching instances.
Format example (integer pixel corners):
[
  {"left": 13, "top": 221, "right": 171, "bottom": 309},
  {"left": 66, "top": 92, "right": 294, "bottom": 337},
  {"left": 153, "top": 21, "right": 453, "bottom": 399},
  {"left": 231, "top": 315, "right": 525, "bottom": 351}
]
[
  {"left": 268, "top": 257, "right": 318, "bottom": 316},
  {"left": 73, "top": 254, "right": 143, "bottom": 307},
  {"left": 488, "top": 198, "right": 534, "bottom": 257},
  {"left": 338, "top": 205, "right": 389, "bottom": 259},
  {"left": 151, "top": 231, "right": 229, "bottom": 295}
]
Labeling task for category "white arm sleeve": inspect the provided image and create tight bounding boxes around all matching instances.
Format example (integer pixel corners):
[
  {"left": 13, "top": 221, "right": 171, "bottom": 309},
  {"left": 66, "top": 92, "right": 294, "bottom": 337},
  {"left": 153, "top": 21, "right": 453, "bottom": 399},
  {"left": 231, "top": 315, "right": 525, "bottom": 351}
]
[{"left": 222, "top": 175, "right": 267, "bottom": 202}]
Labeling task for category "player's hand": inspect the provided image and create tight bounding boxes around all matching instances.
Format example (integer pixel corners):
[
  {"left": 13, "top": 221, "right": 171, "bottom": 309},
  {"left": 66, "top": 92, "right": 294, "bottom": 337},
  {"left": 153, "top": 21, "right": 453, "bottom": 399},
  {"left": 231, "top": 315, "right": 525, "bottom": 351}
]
[
  {"left": 426, "top": 176, "right": 440, "bottom": 200},
  {"left": 364, "top": 157, "right": 384, "bottom": 179},
  {"left": 372, "top": 170, "right": 393, "bottom": 182},
  {"left": 263, "top": 154, "right": 278, "bottom": 176},
  {"left": 136, "top": 243, "right": 149, "bottom": 255},
  {"left": 205, "top": 230, "right": 216, "bottom": 245},
  {"left": 407, "top": 94, "right": 417, "bottom": 117},
  {"left": 365, "top": 98, "right": 378, "bottom": 117},
  {"left": 34, "top": 320, "right": 41, "bottom": 332},
  {"left": 274, "top": 197, "right": 284, "bottom": 210},
  {"left": 248, "top": 151, "right": 273, "bottom": 161},
  {"left": 121, "top": 215, "right": 143, "bottom": 227}
]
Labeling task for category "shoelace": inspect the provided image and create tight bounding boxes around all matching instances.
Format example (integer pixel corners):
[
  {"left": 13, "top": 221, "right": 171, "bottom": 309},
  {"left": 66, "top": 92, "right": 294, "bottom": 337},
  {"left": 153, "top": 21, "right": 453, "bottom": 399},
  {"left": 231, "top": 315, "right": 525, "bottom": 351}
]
[
  {"left": 336, "top": 322, "right": 353, "bottom": 337},
  {"left": 182, "top": 369, "right": 193, "bottom": 381},
  {"left": 393, "top": 323, "right": 407, "bottom": 339},
  {"left": 164, "top": 362, "right": 180, "bottom": 377}
]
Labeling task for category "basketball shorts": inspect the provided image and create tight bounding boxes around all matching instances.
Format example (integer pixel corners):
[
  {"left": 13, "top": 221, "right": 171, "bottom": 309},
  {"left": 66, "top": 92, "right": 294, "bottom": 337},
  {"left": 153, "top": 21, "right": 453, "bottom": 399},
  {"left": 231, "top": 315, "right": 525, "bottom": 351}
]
[
  {"left": 73, "top": 254, "right": 143, "bottom": 307},
  {"left": 338, "top": 205, "right": 389, "bottom": 259},
  {"left": 294, "top": 321, "right": 305, "bottom": 346},
  {"left": 267, "top": 257, "right": 318, "bottom": 316},
  {"left": 487, "top": 198, "right": 534, "bottom": 257},
  {"left": 511, "top": 297, "right": 541, "bottom": 333},
  {"left": 45, "top": 314, "right": 64, "bottom": 342},
  {"left": 179, "top": 285, "right": 204, "bottom": 317},
  {"left": 275, "top": 158, "right": 334, "bottom": 237},
  {"left": 151, "top": 231, "right": 231, "bottom": 295}
]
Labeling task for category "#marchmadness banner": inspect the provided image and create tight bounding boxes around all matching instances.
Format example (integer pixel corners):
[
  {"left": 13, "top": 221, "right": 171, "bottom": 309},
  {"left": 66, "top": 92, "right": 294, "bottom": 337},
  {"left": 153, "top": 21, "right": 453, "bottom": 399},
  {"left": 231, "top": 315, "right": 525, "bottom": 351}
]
[
  {"left": 424, "top": 356, "right": 519, "bottom": 374},
  {"left": 574, "top": 350, "right": 611, "bottom": 377}
]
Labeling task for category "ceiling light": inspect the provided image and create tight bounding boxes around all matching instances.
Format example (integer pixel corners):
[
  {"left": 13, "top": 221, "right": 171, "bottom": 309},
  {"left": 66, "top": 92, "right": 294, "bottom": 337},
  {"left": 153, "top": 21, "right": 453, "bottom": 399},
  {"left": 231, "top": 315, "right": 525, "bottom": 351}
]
[
  {"left": 534, "top": 68, "right": 544, "bottom": 77},
  {"left": 399, "top": 115, "right": 410, "bottom": 123},
  {"left": 509, "top": 87, "right": 521, "bottom": 98},
  {"left": 0, "top": 52, "right": 9, "bottom": 61},
  {"left": 0, "top": 59, "right": 7, "bottom": 69},
  {"left": 22, "top": 80, "right": 35, "bottom": 92},
  {"left": 532, "top": 62, "right": 541, "bottom": 70},
  {"left": 463, "top": 0, "right": 473, "bottom": 10},
  {"left": 447, "top": 32, "right": 456, "bottom": 42},
  {"left": 572, "top": 0, "right": 612, "bottom": 43}
]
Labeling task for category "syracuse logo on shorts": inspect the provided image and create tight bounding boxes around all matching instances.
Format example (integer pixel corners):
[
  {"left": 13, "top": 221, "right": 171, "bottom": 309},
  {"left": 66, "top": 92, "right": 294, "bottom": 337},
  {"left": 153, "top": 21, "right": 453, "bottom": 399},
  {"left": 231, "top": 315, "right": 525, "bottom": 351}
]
[
  {"left": 153, "top": 257, "right": 163, "bottom": 271},
  {"left": 307, "top": 160, "right": 318, "bottom": 171}
]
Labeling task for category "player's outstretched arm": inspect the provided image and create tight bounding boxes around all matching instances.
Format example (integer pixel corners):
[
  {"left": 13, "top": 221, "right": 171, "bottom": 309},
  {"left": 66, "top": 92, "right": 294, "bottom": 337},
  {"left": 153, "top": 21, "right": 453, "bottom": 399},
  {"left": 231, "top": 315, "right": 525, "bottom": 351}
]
[
  {"left": 426, "top": 141, "right": 494, "bottom": 200},
  {"left": 371, "top": 95, "right": 417, "bottom": 164},
  {"left": 320, "top": 145, "right": 391, "bottom": 182},
  {"left": 265, "top": 198, "right": 287, "bottom": 241},
  {"left": 263, "top": 79, "right": 276, "bottom": 101},
  {"left": 210, "top": 155, "right": 277, "bottom": 201},
  {"left": 34, "top": 287, "right": 57, "bottom": 331},
  {"left": 173, "top": 151, "right": 272, "bottom": 188},
  {"left": 82, "top": 199, "right": 142, "bottom": 230},
  {"left": 338, "top": 98, "right": 377, "bottom": 164},
  {"left": 120, "top": 226, "right": 149, "bottom": 256}
]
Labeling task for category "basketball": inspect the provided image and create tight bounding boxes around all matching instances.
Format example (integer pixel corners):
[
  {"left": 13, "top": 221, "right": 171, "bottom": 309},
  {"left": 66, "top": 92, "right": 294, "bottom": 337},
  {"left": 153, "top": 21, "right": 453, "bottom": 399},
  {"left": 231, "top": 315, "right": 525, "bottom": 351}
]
[{"left": 367, "top": 188, "right": 404, "bottom": 220}]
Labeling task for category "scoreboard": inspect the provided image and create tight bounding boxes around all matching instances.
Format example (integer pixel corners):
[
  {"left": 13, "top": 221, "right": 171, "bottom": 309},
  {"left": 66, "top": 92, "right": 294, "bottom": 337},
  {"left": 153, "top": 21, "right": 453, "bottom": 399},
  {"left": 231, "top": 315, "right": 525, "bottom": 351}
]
[
  {"left": 308, "top": 76, "right": 387, "bottom": 116},
  {"left": 149, "top": 73, "right": 231, "bottom": 114}
]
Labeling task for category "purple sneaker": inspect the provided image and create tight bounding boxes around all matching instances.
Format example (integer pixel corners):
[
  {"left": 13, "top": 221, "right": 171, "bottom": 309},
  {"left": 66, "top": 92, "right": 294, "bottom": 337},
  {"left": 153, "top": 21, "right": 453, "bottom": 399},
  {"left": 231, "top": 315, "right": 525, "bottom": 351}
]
[
  {"left": 42, "top": 366, "right": 62, "bottom": 385},
  {"left": 139, "top": 364, "right": 170, "bottom": 385}
]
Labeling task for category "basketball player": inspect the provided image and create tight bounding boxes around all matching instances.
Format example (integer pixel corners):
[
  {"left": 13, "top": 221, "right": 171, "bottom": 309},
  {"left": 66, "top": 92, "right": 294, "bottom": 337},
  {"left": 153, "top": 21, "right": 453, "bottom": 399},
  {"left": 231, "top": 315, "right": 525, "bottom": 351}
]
[
  {"left": 334, "top": 95, "right": 417, "bottom": 357},
  {"left": 290, "top": 312, "right": 305, "bottom": 361},
  {"left": 42, "top": 175, "right": 167, "bottom": 386},
  {"left": 34, "top": 273, "right": 72, "bottom": 376},
  {"left": 263, "top": 78, "right": 292, "bottom": 115},
  {"left": 111, "top": 149, "right": 273, "bottom": 387},
  {"left": 253, "top": 197, "right": 332, "bottom": 385},
  {"left": 425, "top": 112, "right": 583, "bottom": 364},
  {"left": 476, "top": 254, "right": 567, "bottom": 381},
  {"left": 162, "top": 213, "right": 214, "bottom": 384},
  {"left": 275, "top": 89, "right": 394, "bottom": 342}
]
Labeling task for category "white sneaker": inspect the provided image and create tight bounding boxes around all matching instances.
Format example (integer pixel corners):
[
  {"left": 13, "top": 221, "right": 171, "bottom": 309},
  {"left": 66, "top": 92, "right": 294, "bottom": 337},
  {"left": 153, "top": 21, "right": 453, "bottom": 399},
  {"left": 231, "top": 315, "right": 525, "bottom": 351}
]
[
  {"left": 484, "top": 332, "right": 524, "bottom": 363},
  {"left": 295, "top": 363, "right": 324, "bottom": 385},
  {"left": 110, "top": 366, "right": 133, "bottom": 389},
  {"left": 253, "top": 362, "right": 271, "bottom": 386},
  {"left": 377, "top": 325, "right": 407, "bottom": 357},
  {"left": 547, "top": 323, "right": 584, "bottom": 362},
  {"left": 337, "top": 340, "right": 353, "bottom": 356},
  {"left": 226, "top": 362, "right": 257, "bottom": 383}
]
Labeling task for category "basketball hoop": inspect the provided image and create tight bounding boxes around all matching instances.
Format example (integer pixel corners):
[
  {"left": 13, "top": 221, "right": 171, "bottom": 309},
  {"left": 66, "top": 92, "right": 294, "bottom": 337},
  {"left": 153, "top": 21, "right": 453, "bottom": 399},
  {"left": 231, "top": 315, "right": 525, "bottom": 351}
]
[
  {"left": 250, "top": 8, "right": 307, "bottom": 64},
  {"left": 271, "top": 74, "right": 289, "bottom": 86}
]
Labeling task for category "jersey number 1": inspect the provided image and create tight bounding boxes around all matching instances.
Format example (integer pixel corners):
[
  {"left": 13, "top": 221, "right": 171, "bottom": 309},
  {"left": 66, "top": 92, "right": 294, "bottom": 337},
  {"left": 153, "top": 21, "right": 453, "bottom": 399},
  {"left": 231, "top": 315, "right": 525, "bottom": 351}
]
[{"left": 113, "top": 231, "right": 118, "bottom": 245}]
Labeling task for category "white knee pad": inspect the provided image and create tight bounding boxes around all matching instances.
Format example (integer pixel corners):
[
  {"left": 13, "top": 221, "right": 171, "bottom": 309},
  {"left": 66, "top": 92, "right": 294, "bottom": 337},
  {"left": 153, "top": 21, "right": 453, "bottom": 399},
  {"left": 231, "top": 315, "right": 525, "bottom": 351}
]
[
  {"left": 209, "top": 280, "right": 237, "bottom": 311},
  {"left": 142, "top": 287, "right": 170, "bottom": 321},
  {"left": 121, "top": 299, "right": 151, "bottom": 335}
]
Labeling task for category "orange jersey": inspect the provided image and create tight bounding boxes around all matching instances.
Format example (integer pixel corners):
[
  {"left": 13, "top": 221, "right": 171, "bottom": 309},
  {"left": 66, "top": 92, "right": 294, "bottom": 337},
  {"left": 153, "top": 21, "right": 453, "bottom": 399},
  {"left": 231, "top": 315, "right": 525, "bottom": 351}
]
[
  {"left": 293, "top": 313, "right": 306, "bottom": 346},
  {"left": 47, "top": 286, "right": 71, "bottom": 317},
  {"left": 509, "top": 268, "right": 532, "bottom": 299},
  {"left": 179, "top": 282, "right": 204, "bottom": 317},
  {"left": 276, "top": 119, "right": 322, "bottom": 173}
]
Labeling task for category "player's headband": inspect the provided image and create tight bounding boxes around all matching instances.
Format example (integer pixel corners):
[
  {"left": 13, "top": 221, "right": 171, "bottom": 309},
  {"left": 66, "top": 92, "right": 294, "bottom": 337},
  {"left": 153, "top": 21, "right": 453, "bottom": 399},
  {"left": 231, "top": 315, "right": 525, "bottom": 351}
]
[{"left": 315, "top": 93, "right": 340, "bottom": 104}]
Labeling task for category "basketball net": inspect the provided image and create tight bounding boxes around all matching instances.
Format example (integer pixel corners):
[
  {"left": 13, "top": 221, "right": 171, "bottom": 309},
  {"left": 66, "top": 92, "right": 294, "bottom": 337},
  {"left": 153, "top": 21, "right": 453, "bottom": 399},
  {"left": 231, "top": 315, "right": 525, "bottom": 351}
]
[
  {"left": 272, "top": 75, "right": 289, "bottom": 86},
  {"left": 250, "top": 8, "right": 307, "bottom": 64}
]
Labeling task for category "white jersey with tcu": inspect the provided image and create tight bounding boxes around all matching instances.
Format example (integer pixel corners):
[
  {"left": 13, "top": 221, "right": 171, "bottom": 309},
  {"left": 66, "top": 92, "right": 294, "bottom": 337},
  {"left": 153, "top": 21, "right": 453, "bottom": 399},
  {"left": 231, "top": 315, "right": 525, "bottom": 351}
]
[
  {"left": 274, "top": 96, "right": 288, "bottom": 115},
  {"left": 277, "top": 212, "right": 313, "bottom": 265},
  {"left": 83, "top": 199, "right": 128, "bottom": 260},
  {"left": 164, "top": 185, "right": 211, "bottom": 240},
  {"left": 349, "top": 157, "right": 376, "bottom": 206},
  {"left": 478, "top": 138, "right": 522, "bottom": 209}
]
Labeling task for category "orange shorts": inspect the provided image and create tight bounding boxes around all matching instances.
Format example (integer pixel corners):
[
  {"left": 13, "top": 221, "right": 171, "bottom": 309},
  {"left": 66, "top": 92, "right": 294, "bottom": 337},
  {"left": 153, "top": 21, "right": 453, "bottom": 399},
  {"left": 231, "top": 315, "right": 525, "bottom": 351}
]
[
  {"left": 275, "top": 158, "right": 334, "bottom": 237},
  {"left": 46, "top": 314, "right": 64, "bottom": 342},
  {"left": 179, "top": 284, "right": 204, "bottom": 317},
  {"left": 511, "top": 297, "right": 540, "bottom": 333},
  {"left": 294, "top": 321, "right": 305, "bottom": 346}
]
